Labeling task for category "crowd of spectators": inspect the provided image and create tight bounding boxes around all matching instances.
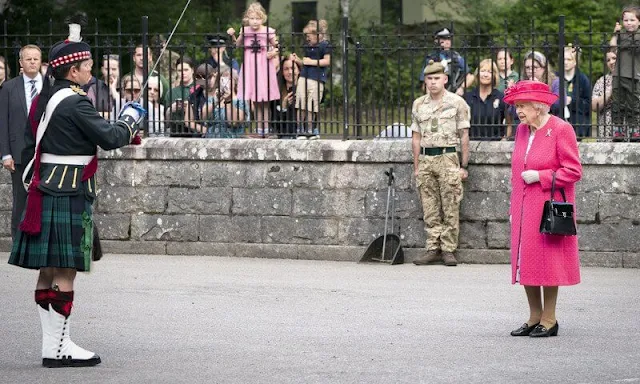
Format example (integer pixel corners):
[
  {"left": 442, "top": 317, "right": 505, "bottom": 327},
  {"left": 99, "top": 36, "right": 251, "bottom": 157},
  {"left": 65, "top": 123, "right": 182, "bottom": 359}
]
[
  {"left": 5, "top": 3, "right": 637, "bottom": 142},
  {"left": 416, "top": 5, "right": 640, "bottom": 142}
]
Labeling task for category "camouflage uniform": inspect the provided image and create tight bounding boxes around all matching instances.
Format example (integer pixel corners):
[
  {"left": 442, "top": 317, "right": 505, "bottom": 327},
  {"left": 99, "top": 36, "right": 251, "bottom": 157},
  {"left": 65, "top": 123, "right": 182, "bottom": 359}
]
[{"left": 411, "top": 87, "right": 470, "bottom": 254}]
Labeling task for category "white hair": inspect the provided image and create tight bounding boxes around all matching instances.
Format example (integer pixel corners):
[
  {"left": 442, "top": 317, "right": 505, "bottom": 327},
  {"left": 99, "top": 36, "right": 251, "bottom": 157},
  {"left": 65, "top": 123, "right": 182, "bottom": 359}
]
[{"left": 530, "top": 101, "right": 551, "bottom": 114}]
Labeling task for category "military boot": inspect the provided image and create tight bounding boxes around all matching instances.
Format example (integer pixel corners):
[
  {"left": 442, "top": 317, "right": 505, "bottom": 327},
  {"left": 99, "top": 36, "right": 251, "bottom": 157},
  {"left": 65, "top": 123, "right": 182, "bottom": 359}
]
[
  {"left": 42, "top": 305, "right": 101, "bottom": 368},
  {"left": 442, "top": 251, "right": 458, "bottom": 266},
  {"left": 413, "top": 250, "right": 441, "bottom": 265}
]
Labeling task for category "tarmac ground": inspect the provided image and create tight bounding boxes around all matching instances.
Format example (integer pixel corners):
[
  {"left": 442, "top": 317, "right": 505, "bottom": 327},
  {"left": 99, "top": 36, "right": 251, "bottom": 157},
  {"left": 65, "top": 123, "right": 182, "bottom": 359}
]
[{"left": 1, "top": 253, "right": 639, "bottom": 384}]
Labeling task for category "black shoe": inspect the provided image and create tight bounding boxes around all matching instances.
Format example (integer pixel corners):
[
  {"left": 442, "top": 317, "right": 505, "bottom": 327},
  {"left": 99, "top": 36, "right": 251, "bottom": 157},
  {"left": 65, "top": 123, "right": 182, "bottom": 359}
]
[
  {"left": 510, "top": 322, "right": 539, "bottom": 336},
  {"left": 42, "top": 355, "right": 101, "bottom": 368},
  {"left": 529, "top": 322, "right": 559, "bottom": 337}
]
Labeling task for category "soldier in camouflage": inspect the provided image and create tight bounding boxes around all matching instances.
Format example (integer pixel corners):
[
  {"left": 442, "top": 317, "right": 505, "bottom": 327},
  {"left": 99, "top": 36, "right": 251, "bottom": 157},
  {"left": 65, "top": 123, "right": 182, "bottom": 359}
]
[{"left": 411, "top": 60, "right": 470, "bottom": 266}]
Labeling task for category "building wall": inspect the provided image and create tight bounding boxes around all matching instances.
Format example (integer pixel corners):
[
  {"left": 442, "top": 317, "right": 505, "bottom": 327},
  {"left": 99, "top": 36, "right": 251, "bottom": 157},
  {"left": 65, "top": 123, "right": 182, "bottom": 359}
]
[{"left": 0, "top": 139, "right": 637, "bottom": 268}]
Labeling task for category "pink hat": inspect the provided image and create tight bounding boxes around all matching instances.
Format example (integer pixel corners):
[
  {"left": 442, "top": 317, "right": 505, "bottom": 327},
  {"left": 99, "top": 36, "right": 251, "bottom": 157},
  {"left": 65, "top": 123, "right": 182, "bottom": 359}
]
[{"left": 503, "top": 80, "right": 558, "bottom": 106}]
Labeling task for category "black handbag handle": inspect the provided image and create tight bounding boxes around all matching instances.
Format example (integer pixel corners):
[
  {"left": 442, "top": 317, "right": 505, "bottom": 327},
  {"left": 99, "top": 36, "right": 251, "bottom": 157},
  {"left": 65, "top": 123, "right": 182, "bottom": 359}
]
[{"left": 550, "top": 172, "right": 567, "bottom": 202}]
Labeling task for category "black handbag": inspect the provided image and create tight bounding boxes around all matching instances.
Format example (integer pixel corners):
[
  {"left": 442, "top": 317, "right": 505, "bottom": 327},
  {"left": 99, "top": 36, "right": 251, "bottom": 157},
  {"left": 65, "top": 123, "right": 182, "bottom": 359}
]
[{"left": 539, "top": 172, "right": 577, "bottom": 236}]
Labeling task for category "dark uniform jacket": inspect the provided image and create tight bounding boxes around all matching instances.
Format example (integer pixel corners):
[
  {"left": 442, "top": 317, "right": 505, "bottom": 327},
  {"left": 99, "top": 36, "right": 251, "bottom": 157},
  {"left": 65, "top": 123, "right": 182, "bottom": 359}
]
[{"left": 22, "top": 79, "right": 135, "bottom": 197}]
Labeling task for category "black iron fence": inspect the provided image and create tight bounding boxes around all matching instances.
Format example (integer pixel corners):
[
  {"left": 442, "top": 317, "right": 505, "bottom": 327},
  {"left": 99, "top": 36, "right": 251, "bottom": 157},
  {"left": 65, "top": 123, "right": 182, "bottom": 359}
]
[{"left": 0, "top": 16, "right": 632, "bottom": 141}]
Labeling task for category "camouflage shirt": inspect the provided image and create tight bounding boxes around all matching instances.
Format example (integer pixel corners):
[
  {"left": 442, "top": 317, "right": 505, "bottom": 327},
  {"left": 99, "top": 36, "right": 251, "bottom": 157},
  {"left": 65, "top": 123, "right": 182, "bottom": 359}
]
[{"left": 410, "top": 90, "right": 470, "bottom": 147}]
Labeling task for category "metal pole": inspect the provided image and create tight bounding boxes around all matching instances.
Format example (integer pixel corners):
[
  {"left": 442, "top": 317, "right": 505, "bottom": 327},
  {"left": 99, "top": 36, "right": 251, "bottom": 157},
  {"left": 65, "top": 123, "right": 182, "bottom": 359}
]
[
  {"left": 142, "top": 16, "right": 149, "bottom": 132},
  {"left": 559, "top": 16, "right": 566, "bottom": 121},
  {"left": 342, "top": 15, "right": 349, "bottom": 140},
  {"left": 355, "top": 41, "right": 362, "bottom": 138}
]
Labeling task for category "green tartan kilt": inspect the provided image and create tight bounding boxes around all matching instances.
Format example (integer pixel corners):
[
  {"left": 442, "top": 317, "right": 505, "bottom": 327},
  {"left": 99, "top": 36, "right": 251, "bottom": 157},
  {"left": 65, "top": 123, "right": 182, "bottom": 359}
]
[{"left": 8, "top": 194, "right": 94, "bottom": 272}]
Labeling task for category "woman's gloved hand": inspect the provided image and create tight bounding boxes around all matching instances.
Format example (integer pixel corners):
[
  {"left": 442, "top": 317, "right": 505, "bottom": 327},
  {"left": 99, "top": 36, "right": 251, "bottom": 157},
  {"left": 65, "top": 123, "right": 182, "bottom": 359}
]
[{"left": 521, "top": 170, "right": 540, "bottom": 184}]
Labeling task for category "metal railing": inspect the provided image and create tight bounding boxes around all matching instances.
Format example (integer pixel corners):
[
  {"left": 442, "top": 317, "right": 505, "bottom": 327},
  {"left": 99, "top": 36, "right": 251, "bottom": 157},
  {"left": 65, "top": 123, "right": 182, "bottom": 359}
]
[{"left": 0, "top": 16, "right": 632, "bottom": 141}]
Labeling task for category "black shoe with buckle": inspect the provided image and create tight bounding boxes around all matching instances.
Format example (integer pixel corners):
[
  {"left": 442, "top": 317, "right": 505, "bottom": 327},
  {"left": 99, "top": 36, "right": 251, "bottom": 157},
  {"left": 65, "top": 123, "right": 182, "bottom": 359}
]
[
  {"left": 510, "top": 322, "right": 539, "bottom": 336},
  {"left": 529, "top": 322, "right": 559, "bottom": 337}
]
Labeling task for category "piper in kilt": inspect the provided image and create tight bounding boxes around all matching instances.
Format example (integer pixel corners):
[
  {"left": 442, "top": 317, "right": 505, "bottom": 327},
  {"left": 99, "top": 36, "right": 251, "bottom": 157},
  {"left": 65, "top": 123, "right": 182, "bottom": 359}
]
[{"left": 8, "top": 19, "right": 146, "bottom": 368}]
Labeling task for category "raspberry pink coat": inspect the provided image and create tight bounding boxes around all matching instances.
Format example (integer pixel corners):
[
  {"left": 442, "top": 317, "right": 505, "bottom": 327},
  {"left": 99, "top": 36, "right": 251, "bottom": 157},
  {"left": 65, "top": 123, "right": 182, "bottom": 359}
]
[{"left": 510, "top": 115, "right": 582, "bottom": 286}]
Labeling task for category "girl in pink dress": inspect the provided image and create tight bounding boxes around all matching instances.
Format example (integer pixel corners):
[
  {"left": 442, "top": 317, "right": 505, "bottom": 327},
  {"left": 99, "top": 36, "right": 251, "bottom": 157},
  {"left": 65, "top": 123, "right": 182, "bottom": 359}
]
[{"left": 227, "top": 2, "right": 280, "bottom": 137}]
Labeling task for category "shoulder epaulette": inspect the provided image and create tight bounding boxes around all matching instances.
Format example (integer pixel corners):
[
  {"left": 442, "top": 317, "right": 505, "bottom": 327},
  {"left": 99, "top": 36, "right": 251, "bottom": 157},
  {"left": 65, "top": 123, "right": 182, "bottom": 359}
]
[{"left": 70, "top": 84, "right": 87, "bottom": 96}]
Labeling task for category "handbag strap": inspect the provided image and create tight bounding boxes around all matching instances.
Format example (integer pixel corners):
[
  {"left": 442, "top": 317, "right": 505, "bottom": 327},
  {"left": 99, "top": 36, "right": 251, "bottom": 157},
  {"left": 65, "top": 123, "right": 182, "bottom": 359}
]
[{"left": 550, "top": 172, "right": 567, "bottom": 202}]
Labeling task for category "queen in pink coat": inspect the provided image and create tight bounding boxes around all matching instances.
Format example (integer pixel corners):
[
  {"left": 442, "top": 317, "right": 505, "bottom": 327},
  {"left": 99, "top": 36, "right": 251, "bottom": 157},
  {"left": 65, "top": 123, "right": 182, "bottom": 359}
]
[{"left": 504, "top": 80, "right": 582, "bottom": 338}]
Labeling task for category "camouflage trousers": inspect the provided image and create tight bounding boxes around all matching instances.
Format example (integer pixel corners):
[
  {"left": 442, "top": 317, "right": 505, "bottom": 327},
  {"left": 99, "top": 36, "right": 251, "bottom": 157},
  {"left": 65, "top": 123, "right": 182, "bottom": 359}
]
[{"left": 416, "top": 152, "right": 463, "bottom": 252}]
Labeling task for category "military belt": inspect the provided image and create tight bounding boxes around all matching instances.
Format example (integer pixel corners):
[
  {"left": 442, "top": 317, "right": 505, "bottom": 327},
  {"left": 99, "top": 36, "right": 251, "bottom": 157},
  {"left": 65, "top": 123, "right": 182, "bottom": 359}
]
[{"left": 420, "top": 147, "right": 457, "bottom": 156}]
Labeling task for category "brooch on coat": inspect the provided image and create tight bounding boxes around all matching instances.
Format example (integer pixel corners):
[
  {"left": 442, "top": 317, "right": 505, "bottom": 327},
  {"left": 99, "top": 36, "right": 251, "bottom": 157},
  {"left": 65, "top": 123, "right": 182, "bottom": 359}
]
[{"left": 546, "top": 128, "right": 552, "bottom": 137}]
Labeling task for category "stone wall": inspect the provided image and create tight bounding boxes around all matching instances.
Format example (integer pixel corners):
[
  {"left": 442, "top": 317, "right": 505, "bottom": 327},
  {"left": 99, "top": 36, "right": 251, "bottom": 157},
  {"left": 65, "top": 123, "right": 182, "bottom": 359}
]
[{"left": 0, "top": 139, "right": 638, "bottom": 268}]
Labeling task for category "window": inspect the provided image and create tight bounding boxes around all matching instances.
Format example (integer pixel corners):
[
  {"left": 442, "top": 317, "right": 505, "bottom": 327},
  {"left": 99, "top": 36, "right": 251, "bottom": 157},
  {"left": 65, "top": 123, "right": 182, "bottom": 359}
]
[
  {"left": 381, "top": 0, "right": 403, "bottom": 24},
  {"left": 292, "top": 2, "right": 317, "bottom": 33}
]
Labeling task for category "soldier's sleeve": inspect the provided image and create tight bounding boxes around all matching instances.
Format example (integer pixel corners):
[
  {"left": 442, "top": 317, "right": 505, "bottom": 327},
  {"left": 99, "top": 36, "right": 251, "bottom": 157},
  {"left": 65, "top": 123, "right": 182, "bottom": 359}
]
[
  {"left": 410, "top": 98, "right": 421, "bottom": 133},
  {"left": 69, "top": 96, "right": 134, "bottom": 150},
  {"left": 456, "top": 97, "right": 471, "bottom": 130}
]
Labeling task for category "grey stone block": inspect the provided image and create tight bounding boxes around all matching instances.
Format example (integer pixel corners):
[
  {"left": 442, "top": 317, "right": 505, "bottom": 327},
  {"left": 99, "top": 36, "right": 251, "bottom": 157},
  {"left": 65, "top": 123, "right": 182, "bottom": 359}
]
[
  {"left": 200, "top": 162, "right": 256, "bottom": 188},
  {"left": 486, "top": 221, "right": 510, "bottom": 249},
  {"left": 580, "top": 252, "right": 623, "bottom": 268},
  {"left": 233, "top": 188, "right": 291, "bottom": 215},
  {"left": 131, "top": 214, "right": 199, "bottom": 241},
  {"left": 0, "top": 184, "right": 13, "bottom": 210},
  {"left": 457, "top": 249, "right": 510, "bottom": 264},
  {"left": 0, "top": 171, "right": 11, "bottom": 183},
  {"left": 233, "top": 243, "right": 300, "bottom": 259},
  {"left": 96, "top": 187, "right": 167, "bottom": 214},
  {"left": 337, "top": 217, "right": 387, "bottom": 246},
  {"left": 580, "top": 142, "right": 640, "bottom": 165},
  {"left": 0, "top": 237, "right": 11, "bottom": 252},
  {"left": 100, "top": 240, "right": 167, "bottom": 254},
  {"left": 579, "top": 166, "right": 640, "bottom": 194},
  {"left": 265, "top": 163, "right": 335, "bottom": 189},
  {"left": 166, "top": 242, "right": 234, "bottom": 257},
  {"left": 334, "top": 164, "right": 393, "bottom": 190},
  {"left": 465, "top": 166, "right": 511, "bottom": 192},
  {"left": 262, "top": 216, "right": 338, "bottom": 245},
  {"left": 578, "top": 222, "right": 640, "bottom": 252},
  {"left": 460, "top": 192, "right": 510, "bottom": 221},
  {"left": 0, "top": 211, "right": 11, "bottom": 237},
  {"left": 365, "top": 190, "right": 421, "bottom": 219},
  {"left": 295, "top": 244, "right": 364, "bottom": 262},
  {"left": 146, "top": 162, "right": 201, "bottom": 187},
  {"left": 94, "top": 213, "right": 131, "bottom": 240},
  {"left": 293, "top": 189, "right": 365, "bottom": 217},
  {"left": 98, "top": 160, "right": 146, "bottom": 187},
  {"left": 623, "top": 253, "right": 640, "bottom": 268},
  {"left": 576, "top": 193, "right": 600, "bottom": 223},
  {"left": 459, "top": 221, "right": 487, "bottom": 249},
  {"left": 598, "top": 194, "right": 640, "bottom": 222},
  {"left": 199, "top": 215, "right": 261, "bottom": 243},
  {"left": 397, "top": 218, "right": 426, "bottom": 248},
  {"left": 167, "top": 187, "right": 232, "bottom": 215}
]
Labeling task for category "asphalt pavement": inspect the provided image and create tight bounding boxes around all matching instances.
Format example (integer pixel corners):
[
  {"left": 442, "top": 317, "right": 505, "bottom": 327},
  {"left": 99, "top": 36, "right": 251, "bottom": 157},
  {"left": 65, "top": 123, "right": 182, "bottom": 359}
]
[{"left": 1, "top": 253, "right": 639, "bottom": 384}]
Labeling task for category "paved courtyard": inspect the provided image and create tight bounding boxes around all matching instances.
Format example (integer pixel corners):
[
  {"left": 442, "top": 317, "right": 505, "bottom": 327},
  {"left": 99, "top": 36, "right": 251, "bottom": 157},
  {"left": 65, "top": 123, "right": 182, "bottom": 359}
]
[{"left": 0, "top": 253, "right": 639, "bottom": 384}]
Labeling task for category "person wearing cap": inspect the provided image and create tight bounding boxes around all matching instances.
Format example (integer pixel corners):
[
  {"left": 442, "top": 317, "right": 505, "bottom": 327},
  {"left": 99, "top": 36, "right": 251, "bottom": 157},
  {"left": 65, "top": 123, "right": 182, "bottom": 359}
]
[
  {"left": 8, "top": 21, "right": 146, "bottom": 367},
  {"left": 411, "top": 60, "right": 470, "bottom": 267},
  {"left": 504, "top": 80, "right": 582, "bottom": 338},
  {"left": 205, "top": 33, "right": 239, "bottom": 72},
  {"left": 419, "top": 27, "right": 473, "bottom": 95}
]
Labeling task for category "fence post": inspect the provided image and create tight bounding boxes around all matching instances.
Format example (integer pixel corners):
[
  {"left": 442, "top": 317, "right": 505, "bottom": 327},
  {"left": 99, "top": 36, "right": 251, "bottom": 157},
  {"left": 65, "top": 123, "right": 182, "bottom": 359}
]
[
  {"left": 142, "top": 16, "right": 149, "bottom": 132},
  {"left": 558, "top": 15, "right": 566, "bottom": 122},
  {"left": 355, "top": 40, "right": 362, "bottom": 138},
  {"left": 342, "top": 16, "right": 349, "bottom": 140}
]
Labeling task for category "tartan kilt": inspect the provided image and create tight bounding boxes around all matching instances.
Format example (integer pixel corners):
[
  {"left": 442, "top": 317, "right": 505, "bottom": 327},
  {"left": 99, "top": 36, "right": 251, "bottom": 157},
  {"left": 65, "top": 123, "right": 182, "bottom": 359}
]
[{"left": 8, "top": 193, "right": 94, "bottom": 272}]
